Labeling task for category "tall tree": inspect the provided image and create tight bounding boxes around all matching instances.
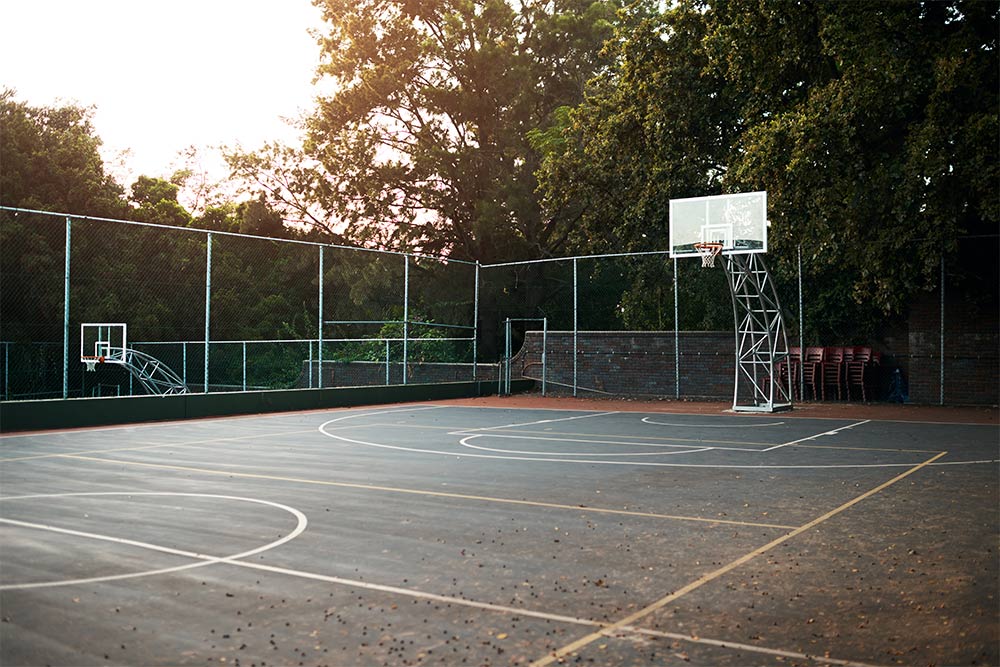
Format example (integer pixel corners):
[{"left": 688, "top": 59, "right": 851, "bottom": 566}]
[
  {"left": 538, "top": 0, "right": 998, "bottom": 335},
  {"left": 711, "top": 0, "right": 999, "bottom": 313},
  {"left": 534, "top": 0, "right": 733, "bottom": 253},
  {"left": 0, "top": 89, "right": 126, "bottom": 217},
  {"left": 228, "top": 0, "right": 629, "bottom": 262},
  {"left": 128, "top": 175, "right": 192, "bottom": 227}
]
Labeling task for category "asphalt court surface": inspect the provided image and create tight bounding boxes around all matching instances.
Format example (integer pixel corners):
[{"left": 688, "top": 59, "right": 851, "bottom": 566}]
[{"left": 1, "top": 403, "right": 997, "bottom": 666}]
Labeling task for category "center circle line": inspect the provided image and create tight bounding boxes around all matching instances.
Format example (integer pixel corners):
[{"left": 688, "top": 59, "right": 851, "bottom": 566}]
[{"left": 0, "top": 492, "right": 308, "bottom": 590}]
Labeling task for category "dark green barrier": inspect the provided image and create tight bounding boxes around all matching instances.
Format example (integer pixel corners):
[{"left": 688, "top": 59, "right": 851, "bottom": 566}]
[{"left": 0, "top": 380, "right": 535, "bottom": 432}]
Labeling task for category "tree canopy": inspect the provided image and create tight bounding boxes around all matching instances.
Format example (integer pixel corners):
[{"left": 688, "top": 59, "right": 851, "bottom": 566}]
[
  {"left": 537, "top": 0, "right": 998, "bottom": 325},
  {"left": 0, "top": 89, "right": 127, "bottom": 218},
  {"left": 227, "top": 0, "right": 632, "bottom": 262}
]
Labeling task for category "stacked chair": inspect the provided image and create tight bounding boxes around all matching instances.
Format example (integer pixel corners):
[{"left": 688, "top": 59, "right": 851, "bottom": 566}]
[
  {"left": 846, "top": 346, "right": 881, "bottom": 401},
  {"left": 821, "top": 347, "right": 845, "bottom": 400},
  {"left": 802, "top": 347, "right": 826, "bottom": 400},
  {"left": 786, "top": 345, "right": 881, "bottom": 402}
]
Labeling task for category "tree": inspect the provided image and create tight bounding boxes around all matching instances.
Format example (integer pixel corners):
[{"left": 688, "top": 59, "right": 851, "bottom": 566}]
[
  {"left": 537, "top": 0, "right": 998, "bottom": 339},
  {"left": 227, "top": 0, "right": 631, "bottom": 262},
  {"left": 0, "top": 89, "right": 126, "bottom": 217},
  {"left": 237, "top": 194, "right": 286, "bottom": 238},
  {"left": 129, "top": 175, "right": 192, "bottom": 227},
  {"left": 710, "top": 0, "right": 999, "bottom": 314},
  {"left": 534, "top": 1, "right": 734, "bottom": 254}
]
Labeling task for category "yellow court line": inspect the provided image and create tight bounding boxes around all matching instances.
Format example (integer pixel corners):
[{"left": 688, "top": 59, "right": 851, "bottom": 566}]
[
  {"left": 530, "top": 450, "right": 948, "bottom": 667},
  {"left": 0, "top": 429, "right": 318, "bottom": 463},
  {"left": 55, "top": 454, "right": 796, "bottom": 530}
]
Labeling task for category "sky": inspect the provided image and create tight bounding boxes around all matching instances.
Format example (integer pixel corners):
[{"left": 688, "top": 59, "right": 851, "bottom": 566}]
[{"left": 2, "top": 0, "right": 327, "bottom": 187}]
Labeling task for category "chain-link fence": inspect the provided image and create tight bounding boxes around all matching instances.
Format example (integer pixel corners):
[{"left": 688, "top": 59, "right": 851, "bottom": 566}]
[
  {"left": 0, "top": 208, "right": 478, "bottom": 400},
  {"left": 1, "top": 206, "right": 996, "bottom": 405},
  {"left": 478, "top": 243, "right": 998, "bottom": 406}
]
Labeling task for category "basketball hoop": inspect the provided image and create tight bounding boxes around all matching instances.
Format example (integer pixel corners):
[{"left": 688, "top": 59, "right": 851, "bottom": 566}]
[
  {"left": 83, "top": 356, "right": 100, "bottom": 372},
  {"left": 694, "top": 242, "right": 724, "bottom": 268}
]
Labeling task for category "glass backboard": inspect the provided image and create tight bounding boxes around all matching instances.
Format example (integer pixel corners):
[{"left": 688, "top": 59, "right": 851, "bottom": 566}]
[
  {"left": 80, "top": 323, "right": 127, "bottom": 364},
  {"left": 669, "top": 191, "right": 768, "bottom": 258}
]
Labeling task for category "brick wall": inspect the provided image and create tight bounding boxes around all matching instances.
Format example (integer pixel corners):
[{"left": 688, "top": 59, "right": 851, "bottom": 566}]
[
  {"left": 516, "top": 325, "right": 997, "bottom": 405},
  {"left": 515, "top": 331, "right": 735, "bottom": 399},
  {"left": 907, "top": 289, "right": 999, "bottom": 405},
  {"left": 294, "top": 313, "right": 997, "bottom": 405}
]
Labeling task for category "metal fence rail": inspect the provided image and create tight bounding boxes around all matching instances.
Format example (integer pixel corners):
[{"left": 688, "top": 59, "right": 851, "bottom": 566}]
[{"left": 1, "top": 206, "right": 996, "bottom": 405}]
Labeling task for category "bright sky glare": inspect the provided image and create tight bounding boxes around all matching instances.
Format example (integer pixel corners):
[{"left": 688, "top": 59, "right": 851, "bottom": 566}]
[{"left": 2, "top": 0, "right": 326, "bottom": 185}]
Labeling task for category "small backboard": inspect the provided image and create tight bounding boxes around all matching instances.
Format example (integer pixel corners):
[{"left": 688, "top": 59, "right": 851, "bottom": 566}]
[
  {"left": 669, "top": 191, "right": 768, "bottom": 258},
  {"left": 81, "top": 323, "right": 127, "bottom": 364}
]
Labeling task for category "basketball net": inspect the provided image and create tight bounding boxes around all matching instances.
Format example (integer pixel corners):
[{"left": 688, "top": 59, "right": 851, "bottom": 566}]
[{"left": 694, "top": 242, "right": 724, "bottom": 268}]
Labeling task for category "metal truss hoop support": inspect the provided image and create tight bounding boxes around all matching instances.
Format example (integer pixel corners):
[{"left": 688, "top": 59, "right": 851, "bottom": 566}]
[{"left": 721, "top": 254, "right": 792, "bottom": 413}]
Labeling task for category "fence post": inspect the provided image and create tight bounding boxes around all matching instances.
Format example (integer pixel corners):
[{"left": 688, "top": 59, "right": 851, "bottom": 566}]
[
  {"left": 385, "top": 339, "right": 391, "bottom": 385},
  {"left": 318, "top": 246, "right": 324, "bottom": 389},
  {"left": 63, "top": 217, "right": 71, "bottom": 399},
  {"left": 242, "top": 341, "right": 247, "bottom": 391},
  {"left": 940, "top": 253, "right": 945, "bottom": 405},
  {"left": 572, "top": 258, "right": 578, "bottom": 398},
  {"left": 673, "top": 257, "right": 679, "bottom": 399},
  {"left": 403, "top": 255, "right": 409, "bottom": 385},
  {"left": 203, "top": 233, "right": 212, "bottom": 393},
  {"left": 541, "top": 317, "right": 547, "bottom": 397},
  {"left": 472, "top": 262, "right": 480, "bottom": 381},
  {"left": 504, "top": 318, "right": 511, "bottom": 394},
  {"left": 797, "top": 244, "right": 804, "bottom": 402}
]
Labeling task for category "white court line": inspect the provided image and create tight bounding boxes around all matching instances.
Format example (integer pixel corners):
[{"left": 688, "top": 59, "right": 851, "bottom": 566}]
[
  {"left": 459, "top": 435, "right": 712, "bottom": 457},
  {"left": 221, "top": 560, "right": 885, "bottom": 667},
  {"left": 318, "top": 411, "right": 992, "bottom": 468},
  {"left": 0, "top": 492, "right": 307, "bottom": 590},
  {"left": 642, "top": 417, "right": 786, "bottom": 428},
  {"left": 623, "top": 625, "right": 886, "bottom": 667},
  {"left": 458, "top": 432, "right": 770, "bottom": 452},
  {"left": 449, "top": 411, "right": 619, "bottom": 435},
  {"left": 761, "top": 420, "right": 871, "bottom": 452},
  {"left": 0, "top": 505, "right": 880, "bottom": 666},
  {"left": 319, "top": 405, "right": 445, "bottom": 425}
]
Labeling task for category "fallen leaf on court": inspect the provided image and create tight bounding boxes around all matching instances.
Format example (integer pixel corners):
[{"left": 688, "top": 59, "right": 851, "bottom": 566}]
[{"left": 496, "top": 633, "right": 508, "bottom": 639}]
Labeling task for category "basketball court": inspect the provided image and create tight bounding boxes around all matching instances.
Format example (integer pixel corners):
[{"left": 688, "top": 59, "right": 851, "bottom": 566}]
[{"left": 2, "top": 398, "right": 997, "bottom": 666}]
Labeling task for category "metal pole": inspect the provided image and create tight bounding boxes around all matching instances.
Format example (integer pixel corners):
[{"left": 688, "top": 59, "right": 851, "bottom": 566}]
[
  {"left": 183, "top": 342, "right": 187, "bottom": 387},
  {"left": 541, "top": 317, "right": 547, "bottom": 397},
  {"left": 673, "top": 257, "right": 679, "bottom": 399},
  {"left": 242, "top": 341, "right": 247, "bottom": 391},
  {"left": 63, "top": 217, "right": 71, "bottom": 399},
  {"left": 204, "top": 233, "right": 212, "bottom": 393},
  {"left": 505, "top": 318, "right": 511, "bottom": 394},
  {"left": 402, "top": 255, "right": 409, "bottom": 385},
  {"left": 318, "top": 246, "right": 324, "bottom": 389},
  {"left": 472, "top": 262, "right": 480, "bottom": 381},
  {"left": 797, "top": 244, "right": 804, "bottom": 402},
  {"left": 385, "top": 338, "right": 391, "bottom": 385},
  {"left": 307, "top": 341, "right": 313, "bottom": 388},
  {"left": 940, "top": 253, "right": 945, "bottom": 405},
  {"left": 572, "top": 258, "right": 578, "bottom": 398}
]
